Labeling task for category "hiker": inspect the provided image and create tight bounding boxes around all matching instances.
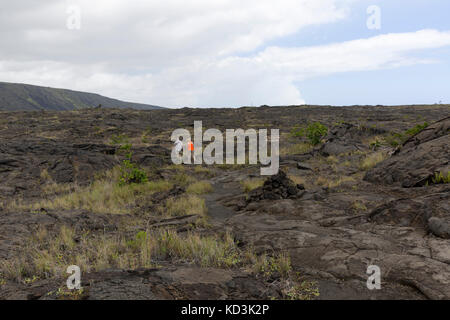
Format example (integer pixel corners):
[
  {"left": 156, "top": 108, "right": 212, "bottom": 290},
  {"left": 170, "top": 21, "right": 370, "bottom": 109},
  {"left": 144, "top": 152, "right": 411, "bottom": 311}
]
[
  {"left": 174, "top": 136, "right": 183, "bottom": 162},
  {"left": 188, "top": 139, "right": 195, "bottom": 163}
]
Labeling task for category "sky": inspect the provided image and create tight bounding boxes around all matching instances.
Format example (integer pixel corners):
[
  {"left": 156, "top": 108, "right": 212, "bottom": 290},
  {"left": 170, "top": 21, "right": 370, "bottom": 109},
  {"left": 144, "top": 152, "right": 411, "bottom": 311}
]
[{"left": 0, "top": 0, "right": 450, "bottom": 108}]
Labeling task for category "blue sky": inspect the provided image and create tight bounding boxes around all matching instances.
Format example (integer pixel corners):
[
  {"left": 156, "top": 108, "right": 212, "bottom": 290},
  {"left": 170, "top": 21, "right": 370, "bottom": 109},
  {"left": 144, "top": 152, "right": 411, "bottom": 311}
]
[
  {"left": 267, "top": 0, "right": 450, "bottom": 105},
  {"left": 1, "top": 0, "right": 450, "bottom": 107}
]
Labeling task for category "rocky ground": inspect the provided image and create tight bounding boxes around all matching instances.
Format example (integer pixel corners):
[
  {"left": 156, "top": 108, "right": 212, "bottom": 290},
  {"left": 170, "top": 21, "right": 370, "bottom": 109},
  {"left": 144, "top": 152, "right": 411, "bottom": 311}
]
[{"left": 0, "top": 105, "right": 449, "bottom": 300}]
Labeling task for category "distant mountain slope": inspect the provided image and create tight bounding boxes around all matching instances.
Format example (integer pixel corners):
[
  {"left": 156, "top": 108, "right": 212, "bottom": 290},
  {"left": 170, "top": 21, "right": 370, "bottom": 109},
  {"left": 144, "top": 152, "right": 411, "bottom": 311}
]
[{"left": 0, "top": 82, "right": 163, "bottom": 111}]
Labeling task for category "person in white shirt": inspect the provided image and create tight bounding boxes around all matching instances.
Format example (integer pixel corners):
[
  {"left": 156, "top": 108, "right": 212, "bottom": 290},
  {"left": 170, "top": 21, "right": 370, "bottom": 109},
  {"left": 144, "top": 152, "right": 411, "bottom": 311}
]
[{"left": 174, "top": 137, "right": 183, "bottom": 162}]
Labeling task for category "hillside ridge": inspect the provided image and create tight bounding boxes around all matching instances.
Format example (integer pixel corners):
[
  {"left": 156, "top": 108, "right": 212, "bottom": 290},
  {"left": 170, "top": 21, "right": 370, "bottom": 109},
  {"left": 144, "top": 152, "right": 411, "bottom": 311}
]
[{"left": 0, "top": 82, "right": 163, "bottom": 111}]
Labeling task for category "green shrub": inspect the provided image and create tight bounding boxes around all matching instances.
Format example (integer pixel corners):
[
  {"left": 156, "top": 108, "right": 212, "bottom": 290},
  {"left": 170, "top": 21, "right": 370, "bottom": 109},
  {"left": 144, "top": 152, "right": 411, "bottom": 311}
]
[
  {"left": 110, "top": 134, "right": 129, "bottom": 145},
  {"left": 385, "top": 122, "right": 429, "bottom": 147},
  {"left": 119, "top": 160, "right": 148, "bottom": 186},
  {"left": 306, "top": 122, "right": 328, "bottom": 145},
  {"left": 370, "top": 139, "right": 382, "bottom": 151},
  {"left": 384, "top": 133, "right": 403, "bottom": 147},
  {"left": 290, "top": 125, "right": 305, "bottom": 138},
  {"left": 405, "top": 122, "right": 429, "bottom": 136},
  {"left": 116, "top": 141, "right": 148, "bottom": 186}
]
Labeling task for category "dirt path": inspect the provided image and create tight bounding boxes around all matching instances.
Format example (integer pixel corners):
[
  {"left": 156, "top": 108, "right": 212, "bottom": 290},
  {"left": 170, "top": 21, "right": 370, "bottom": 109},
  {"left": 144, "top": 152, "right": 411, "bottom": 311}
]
[{"left": 204, "top": 171, "right": 243, "bottom": 225}]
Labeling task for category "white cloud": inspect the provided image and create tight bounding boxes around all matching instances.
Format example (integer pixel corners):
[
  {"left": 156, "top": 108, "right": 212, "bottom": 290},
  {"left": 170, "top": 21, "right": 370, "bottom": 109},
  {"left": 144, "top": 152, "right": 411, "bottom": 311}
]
[
  {"left": 1, "top": 2, "right": 450, "bottom": 107},
  {"left": 0, "top": 0, "right": 349, "bottom": 64},
  {"left": 254, "top": 29, "right": 450, "bottom": 78}
]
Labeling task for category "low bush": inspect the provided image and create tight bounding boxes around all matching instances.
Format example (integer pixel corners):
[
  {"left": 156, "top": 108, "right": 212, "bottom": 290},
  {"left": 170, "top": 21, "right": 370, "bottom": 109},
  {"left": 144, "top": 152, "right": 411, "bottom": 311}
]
[
  {"left": 117, "top": 143, "right": 148, "bottom": 186},
  {"left": 306, "top": 122, "right": 328, "bottom": 145}
]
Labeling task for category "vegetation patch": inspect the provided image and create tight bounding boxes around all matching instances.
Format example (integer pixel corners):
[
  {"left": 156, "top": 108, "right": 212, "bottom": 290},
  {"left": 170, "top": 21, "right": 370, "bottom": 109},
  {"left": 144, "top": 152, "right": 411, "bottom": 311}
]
[
  {"left": 288, "top": 175, "right": 308, "bottom": 188},
  {"left": 10, "top": 167, "right": 172, "bottom": 214},
  {"left": 306, "top": 122, "right": 328, "bottom": 145},
  {"left": 194, "top": 166, "right": 216, "bottom": 178},
  {"left": 359, "top": 152, "right": 387, "bottom": 171},
  {"left": 384, "top": 122, "right": 429, "bottom": 147},
  {"left": 283, "top": 279, "right": 320, "bottom": 300},
  {"left": 110, "top": 133, "right": 130, "bottom": 146},
  {"left": 117, "top": 143, "right": 148, "bottom": 186},
  {"left": 289, "top": 122, "right": 328, "bottom": 146},
  {"left": 369, "top": 138, "right": 382, "bottom": 151},
  {"left": 252, "top": 252, "right": 292, "bottom": 278},
  {"left": 405, "top": 122, "right": 429, "bottom": 136},
  {"left": 290, "top": 125, "right": 305, "bottom": 138},
  {"left": 428, "top": 171, "right": 450, "bottom": 185},
  {"left": 0, "top": 226, "right": 290, "bottom": 282},
  {"left": 187, "top": 181, "right": 213, "bottom": 195},
  {"left": 154, "top": 230, "right": 240, "bottom": 268},
  {"left": 315, "top": 175, "right": 355, "bottom": 189},
  {"left": 352, "top": 200, "right": 368, "bottom": 211},
  {"left": 171, "top": 172, "right": 196, "bottom": 187},
  {"left": 241, "top": 178, "right": 265, "bottom": 193},
  {"left": 280, "top": 143, "right": 313, "bottom": 156},
  {"left": 162, "top": 195, "right": 207, "bottom": 218}
]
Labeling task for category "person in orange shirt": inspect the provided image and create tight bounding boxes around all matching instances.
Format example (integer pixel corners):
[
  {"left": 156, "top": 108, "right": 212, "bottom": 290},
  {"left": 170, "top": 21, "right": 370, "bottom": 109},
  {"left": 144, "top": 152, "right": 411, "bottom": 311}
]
[{"left": 187, "top": 139, "right": 195, "bottom": 164}]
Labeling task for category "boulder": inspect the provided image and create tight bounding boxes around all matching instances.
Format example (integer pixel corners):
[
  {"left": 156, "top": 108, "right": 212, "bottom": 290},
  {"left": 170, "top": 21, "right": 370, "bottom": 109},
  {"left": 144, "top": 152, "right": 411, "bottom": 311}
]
[
  {"left": 247, "top": 171, "right": 304, "bottom": 202},
  {"left": 364, "top": 117, "right": 450, "bottom": 187},
  {"left": 320, "top": 123, "right": 383, "bottom": 156},
  {"left": 428, "top": 217, "right": 450, "bottom": 239}
]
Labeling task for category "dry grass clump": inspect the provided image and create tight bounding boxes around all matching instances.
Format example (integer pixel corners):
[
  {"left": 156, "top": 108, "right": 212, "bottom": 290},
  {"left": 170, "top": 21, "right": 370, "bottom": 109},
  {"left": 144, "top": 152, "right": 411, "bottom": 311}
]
[
  {"left": 251, "top": 252, "right": 292, "bottom": 278},
  {"left": 39, "top": 168, "right": 75, "bottom": 196},
  {"left": 352, "top": 201, "right": 368, "bottom": 211},
  {"left": 325, "top": 155, "right": 339, "bottom": 164},
  {"left": 241, "top": 178, "right": 265, "bottom": 193},
  {"left": 187, "top": 181, "right": 213, "bottom": 195},
  {"left": 280, "top": 143, "right": 313, "bottom": 156},
  {"left": 146, "top": 180, "right": 173, "bottom": 192},
  {"left": 194, "top": 166, "right": 216, "bottom": 177},
  {"left": 42, "top": 183, "right": 75, "bottom": 196},
  {"left": 10, "top": 167, "right": 173, "bottom": 214},
  {"left": 342, "top": 160, "right": 352, "bottom": 167},
  {"left": 171, "top": 172, "right": 196, "bottom": 187},
  {"left": 36, "top": 180, "right": 170, "bottom": 214},
  {"left": 359, "top": 151, "right": 387, "bottom": 171},
  {"left": 163, "top": 195, "right": 207, "bottom": 218},
  {"left": 288, "top": 175, "right": 311, "bottom": 189},
  {"left": 40, "top": 168, "right": 52, "bottom": 181},
  {"left": 0, "top": 227, "right": 242, "bottom": 281},
  {"left": 155, "top": 230, "right": 240, "bottom": 268},
  {"left": 164, "top": 164, "right": 186, "bottom": 172},
  {"left": 0, "top": 225, "right": 299, "bottom": 288},
  {"left": 288, "top": 175, "right": 306, "bottom": 186},
  {"left": 315, "top": 175, "right": 355, "bottom": 189}
]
